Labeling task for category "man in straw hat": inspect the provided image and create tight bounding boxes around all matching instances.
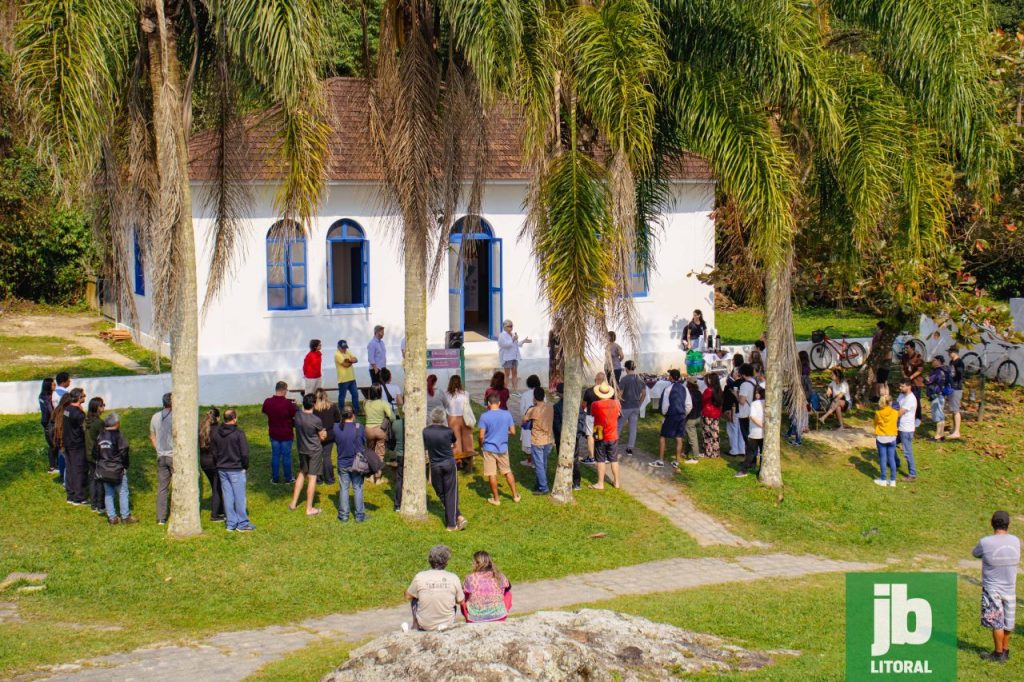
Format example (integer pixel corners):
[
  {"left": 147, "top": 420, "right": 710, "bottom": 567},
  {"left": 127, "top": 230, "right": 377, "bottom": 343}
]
[{"left": 589, "top": 380, "right": 622, "bottom": 489}]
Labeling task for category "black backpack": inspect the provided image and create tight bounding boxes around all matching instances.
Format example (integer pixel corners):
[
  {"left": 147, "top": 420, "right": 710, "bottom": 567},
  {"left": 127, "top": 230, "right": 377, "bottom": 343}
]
[{"left": 94, "top": 433, "right": 126, "bottom": 484}]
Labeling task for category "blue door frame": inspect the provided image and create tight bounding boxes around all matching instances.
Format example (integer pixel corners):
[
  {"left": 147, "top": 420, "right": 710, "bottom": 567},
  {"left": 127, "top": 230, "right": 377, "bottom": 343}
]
[{"left": 449, "top": 219, "right": 502, "bottom": 339}]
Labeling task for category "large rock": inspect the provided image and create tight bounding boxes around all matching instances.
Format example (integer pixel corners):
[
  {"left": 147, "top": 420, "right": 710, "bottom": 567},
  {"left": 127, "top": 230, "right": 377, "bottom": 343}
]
[{"left": 323, "top": 609, "right": 777, "bottom": 681}]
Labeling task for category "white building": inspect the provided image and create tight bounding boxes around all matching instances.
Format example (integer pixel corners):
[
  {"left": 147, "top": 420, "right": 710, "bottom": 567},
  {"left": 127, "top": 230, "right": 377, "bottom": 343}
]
[{"left": 126, "top": 78, "right": 718, "bottom": 388}]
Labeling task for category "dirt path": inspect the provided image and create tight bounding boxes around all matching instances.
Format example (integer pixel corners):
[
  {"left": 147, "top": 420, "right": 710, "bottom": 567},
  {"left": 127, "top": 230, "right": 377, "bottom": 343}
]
[{"left": 3, "top": 314, "right": 144, "bottom": 371}]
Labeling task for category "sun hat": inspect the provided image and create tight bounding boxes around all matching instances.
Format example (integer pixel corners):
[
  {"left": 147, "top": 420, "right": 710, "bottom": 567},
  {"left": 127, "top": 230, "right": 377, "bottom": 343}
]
[{"left": 594, "top": 382, "right": 615, "bottom": 400}]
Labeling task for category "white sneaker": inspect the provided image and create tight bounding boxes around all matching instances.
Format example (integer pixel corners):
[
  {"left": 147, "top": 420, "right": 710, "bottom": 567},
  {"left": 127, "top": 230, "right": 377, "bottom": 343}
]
[
  {"left": 888, "top": 481, "right": 896, "bottom": 488},
  {"left": 873, "top": 479, "right": 888, "bottom": 487},
  {"left": 401, "top": 622, "right": 410, "bottom": 633},
  {"left": 684, "top": 458, "right": 699, "bottom": 465}
]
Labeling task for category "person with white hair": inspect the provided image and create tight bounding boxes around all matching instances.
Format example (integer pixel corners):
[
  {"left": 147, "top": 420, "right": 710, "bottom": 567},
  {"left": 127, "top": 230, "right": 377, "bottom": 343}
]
[
  {"left": 497, "top": 320, "right": 531, "bottom": 391},
  {"left": 423, "top": 408, "right": 467, "bottom": 531},
  {"left": 405, "top": 545, "right": 465, "bottom": 632}
]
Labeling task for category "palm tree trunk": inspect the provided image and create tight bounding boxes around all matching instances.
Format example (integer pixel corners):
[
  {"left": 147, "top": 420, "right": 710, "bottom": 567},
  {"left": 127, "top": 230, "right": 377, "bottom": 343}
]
[
  {"left": 759, "top": 256, "right": 790, "bottom": 490},
  {"left": 146, "top": 6, "right": 201, "bottom": 537},
  {"left": 551, "top": 350, "right": 582, "bottom": 503},
  {"left": 399, "top": 225, "right": 428, "bottom": 520}
]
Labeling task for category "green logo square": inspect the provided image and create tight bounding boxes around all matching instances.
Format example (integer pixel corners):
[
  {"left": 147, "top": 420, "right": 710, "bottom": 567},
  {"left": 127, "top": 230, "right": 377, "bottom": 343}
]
[{"left": 846, "top": 573, "right": 957, "bottom": 680}]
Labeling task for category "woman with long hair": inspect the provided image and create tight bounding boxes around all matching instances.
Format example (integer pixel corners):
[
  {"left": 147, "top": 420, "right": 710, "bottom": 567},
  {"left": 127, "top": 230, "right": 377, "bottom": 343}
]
[
  {"left": 198, "top": 407, "right": 225, "bottom": 521},
  {"left": 483, "top": 371, "right": 510, "bottom": 410},
  {"left": 701, "top": 373, "right": 723, "bottom": 458},
  {"left": 38, "top": 378, "right": 58, "bottom": 473},
  {"left": 313, "top": 388, "right": 341, "bottom": 485},
  {"left": 51, "top": 391, "right": 74, "bottom": 485},
  {"left": 84, "top": 397, "right": 107, "bottom": 512},
  {"left": 462, "top": 550, "right": 511, "bottom": 623},
  {"left": 443, "top": 375, "right": 475, "bottom": 456},
  {"left": 425, "top": 374, "right": 445, "bottom": 424}
]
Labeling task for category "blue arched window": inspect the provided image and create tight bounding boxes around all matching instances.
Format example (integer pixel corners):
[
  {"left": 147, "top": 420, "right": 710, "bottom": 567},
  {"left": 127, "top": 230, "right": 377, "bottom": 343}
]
[
  {"left": 266, "top": 221, "right": 307, "bottom": 310},
  {"left": 327, "top": 219, "right": 369, "bottom": 308},
  {"left": 133, "top": 229, "right": 145, "bottom": 296}
]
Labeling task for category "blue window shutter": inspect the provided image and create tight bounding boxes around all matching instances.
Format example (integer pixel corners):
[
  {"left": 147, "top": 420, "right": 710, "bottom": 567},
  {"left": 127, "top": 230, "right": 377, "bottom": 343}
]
[
  {"left": 133, "top": 231, "right": 145, "bottom": 296},
  {"left": 362, "top": 239, "right": 370, "bottom": 307}
]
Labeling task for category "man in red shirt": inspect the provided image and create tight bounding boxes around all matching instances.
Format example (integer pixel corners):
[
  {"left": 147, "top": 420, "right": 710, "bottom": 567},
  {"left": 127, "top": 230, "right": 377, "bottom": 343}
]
[
  {"left": 589, "top": 382, "right": 622, "bottom": 490},
  {"left": 262, "top": 381, "right": 297, "bottom": 484},
  {"left": 302, "top": 339, "right": 323, "bottom": 395}
]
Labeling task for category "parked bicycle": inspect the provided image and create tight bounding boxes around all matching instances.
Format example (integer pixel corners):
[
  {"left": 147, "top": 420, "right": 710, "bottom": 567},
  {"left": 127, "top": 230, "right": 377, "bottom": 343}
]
[
  {"left": 891, "top": 332, "right": 926, "bottom": 359},
  {"left": 809, "top": 327, "right": 867, "bottom": 370},
  {"left": 961, "top": 339, "right": 1020, "bottom": 386}
]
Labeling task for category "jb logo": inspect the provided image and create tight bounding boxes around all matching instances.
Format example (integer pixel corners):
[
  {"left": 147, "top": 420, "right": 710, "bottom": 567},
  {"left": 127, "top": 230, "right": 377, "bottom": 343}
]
[{"left": 871, "top": 584, "right": 932, "bottom": 656}]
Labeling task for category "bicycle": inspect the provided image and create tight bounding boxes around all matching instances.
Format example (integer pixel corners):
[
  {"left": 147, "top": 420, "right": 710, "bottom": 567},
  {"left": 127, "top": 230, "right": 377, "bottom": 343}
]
[
  {"left": 809, "top": 326, "right": 867, "bottom": 370},
  {"left": 961, "top": 339, "right": 1020, "bottom": 386},
  {"left": 891, "top": 333, "right": 926, "bottom": 359}
]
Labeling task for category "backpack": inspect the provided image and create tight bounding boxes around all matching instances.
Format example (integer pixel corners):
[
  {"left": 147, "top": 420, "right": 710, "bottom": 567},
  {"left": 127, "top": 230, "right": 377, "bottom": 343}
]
[
  {"left": 940, "top": 366, "right": 954, "bottom": 396},
  {"left": 381, "top": 415, "right": 397, "bottom": 451}
]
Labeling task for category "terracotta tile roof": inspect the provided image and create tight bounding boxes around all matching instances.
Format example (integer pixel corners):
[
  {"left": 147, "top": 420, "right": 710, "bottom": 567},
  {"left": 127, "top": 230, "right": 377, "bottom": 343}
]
[{"left": 188, "top": 77, "right": 711, "bottom": 182}]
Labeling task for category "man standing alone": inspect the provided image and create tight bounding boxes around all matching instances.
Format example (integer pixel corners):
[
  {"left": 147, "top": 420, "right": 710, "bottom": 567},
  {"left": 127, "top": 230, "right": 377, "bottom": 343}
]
[
  {"left": 367, "top": 325, "right": 387, "bottom": 386},
  {"left": 589, "top": 382, "right": 622, "bottom": 489},
  {"left": 896, "top": 379, "right": 918, "bottom": 481},
  {"left": 150, "top": 392, "right": 173, "bottom": 524},
  {"left": 972, "top": 511, "right": 1020, "bottom": 663}
]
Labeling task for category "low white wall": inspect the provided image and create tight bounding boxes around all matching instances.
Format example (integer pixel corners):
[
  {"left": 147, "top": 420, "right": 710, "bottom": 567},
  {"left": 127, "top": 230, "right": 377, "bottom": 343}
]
[{"left": 919, "top": 315, "right": 1024, "bottom": 387}]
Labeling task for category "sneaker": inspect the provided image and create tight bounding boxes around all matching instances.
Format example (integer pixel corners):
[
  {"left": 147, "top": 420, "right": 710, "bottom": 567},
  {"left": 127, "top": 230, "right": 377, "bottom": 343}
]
[
  {"left": 122, "top": 515, "right": 139, "bottom": 524},
  {"left": 236, "top": 526, "right": 255, "bottom": 533},
  {"left": 671, "top": 461, "right": 679, "bottom": 468},
  {"left": 649, "top": 460, "right": 665, "bottom": 468},
  {"left": 212, "top": 516, "right": 226, "bottom": 522},
  {"left": 532, "top": 489, "right": 548, "bottom": 496},
  {"left": 401, "top": 622, "right": 410, "bottom": 633},
  {"left": 355, "top": 516, "right": 367, "bottom": 523},
  {"left": 888, "top": 481, "right": 896, "bottom": 488},
  {"left": 108, "top": 517, "right": 120, "bottom": 525},
  {"left": 520, "top": 459, "right": 534, "bottom": 467},
  {"left": 581, "top": 458, "right": 595, "bottom": 464},
  {"left": 626, "top": 448, "right": 634, "bottom": 456},
  {"left": 337, "top": 516, "right": 349, "bottom": 522},
  {"left": 902, "top": 475, "right": 917, "bottom": 482},
  {"left": 157, "top": 521, "right": 166, "bottom": 525},
  {"left": 572, "top": 484, "right": 582, "bottom": 491},
  {"left": 47, "top": 468, "right": 58, "bottom": 473},
  {"left": 684, "top": 458, "right": 699, "bottom": 465},
  {"left": 734, "top": 471, "right": 749, "bottom": 478},
  {"left": 980, "top": 651, "right": 1007, "bottom": 662},
  {"left": 873, "top": 479, "right": 888, "bottom": 487}
]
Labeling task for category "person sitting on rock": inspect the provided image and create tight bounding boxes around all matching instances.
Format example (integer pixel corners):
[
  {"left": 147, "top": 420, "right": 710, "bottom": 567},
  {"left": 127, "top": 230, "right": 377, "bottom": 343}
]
[
  {"left": 462, "top": 551, "right": 511, "bottom": 623},
  {"left": 405, "top": 545, "right": 465, "bottom": 631}
]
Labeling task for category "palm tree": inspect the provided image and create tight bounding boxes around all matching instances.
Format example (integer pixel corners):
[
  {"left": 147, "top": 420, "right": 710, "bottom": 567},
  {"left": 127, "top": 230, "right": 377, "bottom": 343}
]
[
  {"left": 15, "top": 0, "right": 330, "bottom": 536},
  {"left": 754, "top": 0, "right": 1011, "bottom": 488},
  {"left": 368, "top": 0, "right": 493, "bottom": 519}
]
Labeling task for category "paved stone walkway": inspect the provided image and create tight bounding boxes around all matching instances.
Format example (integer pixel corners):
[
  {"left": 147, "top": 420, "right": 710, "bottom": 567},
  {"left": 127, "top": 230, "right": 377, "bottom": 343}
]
[
  {"left": 35, "top": 553, "right": 878, "bottom": 682},
  {"left": 600, "top": 448, "right": 769, "bottom": 548}
]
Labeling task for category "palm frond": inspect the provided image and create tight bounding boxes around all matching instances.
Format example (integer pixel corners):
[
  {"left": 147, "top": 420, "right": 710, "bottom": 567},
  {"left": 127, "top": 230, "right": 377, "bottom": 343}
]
[{"left": 14, "top": 0, "right": 136, "bottom": 193}]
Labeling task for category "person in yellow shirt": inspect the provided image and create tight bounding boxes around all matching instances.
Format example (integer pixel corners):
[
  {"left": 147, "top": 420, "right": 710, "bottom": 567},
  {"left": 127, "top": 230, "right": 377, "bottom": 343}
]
[
  {"left": 335, "top": 340, "right": 360, "bottom": 414},
  {"left": 874, "top": 395, "right": 899, "bottom": 488}
]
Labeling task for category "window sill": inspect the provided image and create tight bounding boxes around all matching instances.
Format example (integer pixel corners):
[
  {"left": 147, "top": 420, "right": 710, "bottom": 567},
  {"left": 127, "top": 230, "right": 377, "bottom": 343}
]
[{"left": 261, "top": 307, "right": 372, "bottom": 320}]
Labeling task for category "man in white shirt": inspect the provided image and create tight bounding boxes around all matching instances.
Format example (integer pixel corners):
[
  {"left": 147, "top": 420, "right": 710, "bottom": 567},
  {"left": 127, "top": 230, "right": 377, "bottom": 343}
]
[
  {"left": 736, "top": 364, "right": 756, "bottom": 443},
  {"left": 367, "top": 325, "right": 387, "bottom": 386},
  {"left": 149, "top": 392, "right": 174, "bottom": 524},
  {"left": 896, "top": 379, "right": 918, "bottom": 481},
  {"left": 972, "top": 510, "right": 1020, "bottom": 663},
  {"left": 405, "top": 545, "right": 465, "bottom": 632}
]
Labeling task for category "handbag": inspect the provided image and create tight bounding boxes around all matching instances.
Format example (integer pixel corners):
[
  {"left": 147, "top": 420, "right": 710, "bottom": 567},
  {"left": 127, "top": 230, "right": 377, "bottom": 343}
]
[
  {"left": 350, "top": 450, "right": 371, "bottom": 475},
  {"left": 462, "top": 395, "right": 477, "bottom": 427},
  {"left": 381, "top": 415, "right": 397, "bottom": 452},
  {"left": 362, "top": 446, "right": 383, "bottom": 475}
]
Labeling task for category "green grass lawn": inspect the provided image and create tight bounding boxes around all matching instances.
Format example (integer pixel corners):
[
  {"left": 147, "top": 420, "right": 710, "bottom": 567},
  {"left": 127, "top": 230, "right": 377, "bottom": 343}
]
[
  {"left": 636, "top": 383, "right": 1024, "bottom": 562},
  {"left": 93, "top": 320, "right": 171, "bottom": 373},
  {"left": 716, "top": 306, "right": 879, "bottom": 345},
  {"left": 0, "top": 406, "right": 699, "bottom": 678},
  {"left": 0, "top": 335, "right": 139, "bottom": 382}
]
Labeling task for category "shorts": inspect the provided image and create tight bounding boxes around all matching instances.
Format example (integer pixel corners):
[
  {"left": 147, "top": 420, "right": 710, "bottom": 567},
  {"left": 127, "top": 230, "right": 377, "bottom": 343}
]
[
  {"left": 981, "top": 588, "right": 1016, "bottom": 630},
  {"left": 930, "top": 394, "right": 945, "bottom": 423},
  {"left": 660, "top": 414, "right": 684, "bottom": 438},
  {"left": 502, "top": 360, "right": 518, "bottom": 370},
  {"left": 946, "top": 389, "right": 962, "bottom": 414},
  {"left": 482, "top": 450, "right": 511, "bottom": 477},
  {"left": 584, "top": 415, "right": 595, "bottom": 437},
  {"left": 304, "top": 377, "right": 322, "bottom": 395},
  {"left": 595, "top": 440, "right": 619, "bottom": 463},
  {"left": 299, "top": 450, "right": 324, "bottom": 476}
]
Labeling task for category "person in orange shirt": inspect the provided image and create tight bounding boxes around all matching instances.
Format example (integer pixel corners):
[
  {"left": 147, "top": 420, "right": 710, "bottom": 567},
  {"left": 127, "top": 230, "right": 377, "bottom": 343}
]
[{"left": 873, "top": 394, "right": 899, "bottom": 487}]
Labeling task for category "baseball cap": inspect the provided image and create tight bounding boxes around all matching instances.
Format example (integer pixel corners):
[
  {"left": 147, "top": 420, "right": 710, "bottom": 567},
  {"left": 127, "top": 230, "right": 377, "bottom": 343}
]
[{"left": 338, "top": 339, "right": 348, "bottom": 349}]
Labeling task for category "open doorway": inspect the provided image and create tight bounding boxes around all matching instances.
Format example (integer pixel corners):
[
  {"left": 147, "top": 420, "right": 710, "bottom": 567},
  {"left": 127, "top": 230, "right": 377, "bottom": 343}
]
[{"left": 448, "top": 217, "right": 502, "bottom": 339}]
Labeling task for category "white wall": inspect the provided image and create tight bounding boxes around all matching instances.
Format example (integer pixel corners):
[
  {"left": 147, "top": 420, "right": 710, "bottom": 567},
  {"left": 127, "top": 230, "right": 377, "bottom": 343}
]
[{"left": 124, "top": 179, "right": 716, "bottom": 384}]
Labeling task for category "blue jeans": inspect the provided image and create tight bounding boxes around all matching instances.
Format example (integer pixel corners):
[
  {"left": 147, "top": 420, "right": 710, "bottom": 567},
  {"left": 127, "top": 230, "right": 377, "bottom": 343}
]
[
  {"left": 218, "top": 469, "right": 253, "bottom": 530},
  {"left": 898, "top": 431, "right": 916, "bottom": 477},
  {"left": 338, "top": 469, "right": 365, "bottom": 521},
  {"left": 531, "top": 443, "right": 553, "bottom": 492},
  {"left": 58, "top": 450, "right": 66, "bottom": 485},
  {"left": 876, "top": 440, "right": 897, "bottom": 482},
  {"left": 270, "top": 439, "right": 293, "bottom": 483},
  {"left": 103, "top": 475, "right": 131, "bottom": 519},
  {"left": 338, "top": 380, "right": 360, "bottom": 414}
]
